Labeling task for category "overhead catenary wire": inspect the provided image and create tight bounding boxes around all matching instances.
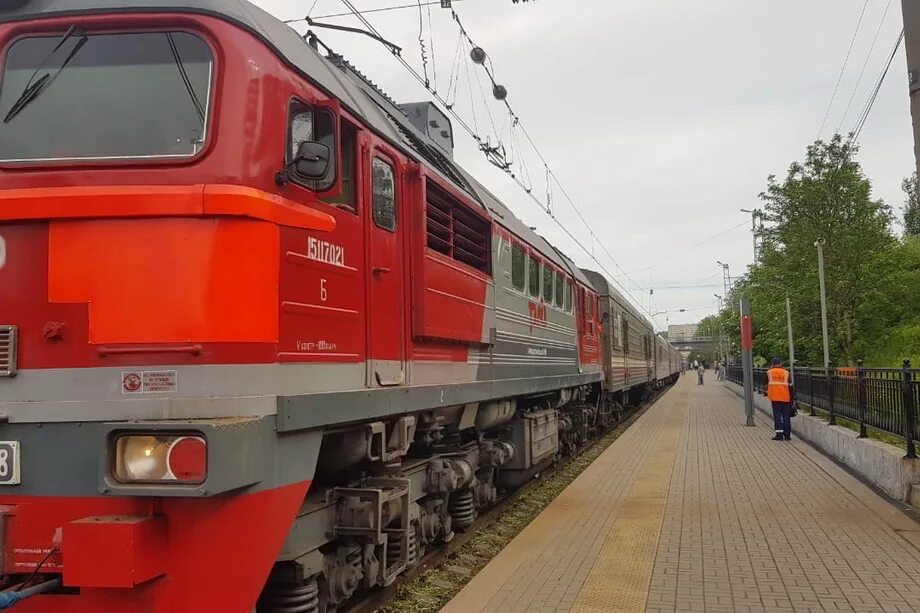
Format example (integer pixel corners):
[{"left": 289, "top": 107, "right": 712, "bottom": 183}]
[
  {"left": 852, "top": 28, "right": 904, "bottom": 142},
  {"left": 416, "top": 1, "right": 430, "bottom": 88},
  {"left": 836, "top": 0, "right": 893, "bottom": 134},
  {"left": 443, "top": 8, "right": 653, "bottom": 308},
  {"left": 287, "top": 0, "right": 464, "bottom": 22},
  {"left": 628, "top": 220, "right": 750, "bottom": 274},
  {"left": 333, "top": 1, "right": 658, "bottom": 319},
  {"left": 817, "top": 0, "right": 870, "bottom": 140}
]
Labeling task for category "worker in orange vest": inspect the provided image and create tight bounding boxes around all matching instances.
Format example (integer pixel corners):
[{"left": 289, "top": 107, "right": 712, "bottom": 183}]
[{"left": 766, "top": 357, "right": 795, "bottom": 441}]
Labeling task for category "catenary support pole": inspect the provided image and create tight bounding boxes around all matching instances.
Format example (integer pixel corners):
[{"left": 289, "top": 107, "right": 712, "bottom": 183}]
[
  {"left": 901, "top": 0, "right": 920, "bottom": 179},
  {"left": 740, "top": 297, "right": 755, "bottom": 426},
  {"left": 786, "top": 294, "right": 795, "bottom": 385},
  {"left": 815, "top": 238, "right": 830, "bottom": 369}
]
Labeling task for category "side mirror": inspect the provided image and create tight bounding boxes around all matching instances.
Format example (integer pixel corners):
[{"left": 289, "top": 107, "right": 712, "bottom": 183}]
[{"left": 292, "top": 141, "right": 331, "bottom": 179}]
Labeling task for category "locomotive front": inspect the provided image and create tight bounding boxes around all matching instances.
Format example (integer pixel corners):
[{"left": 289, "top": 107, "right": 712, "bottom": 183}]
[{"left": 0, "top": 3, "right": 339, "bottom": 611}]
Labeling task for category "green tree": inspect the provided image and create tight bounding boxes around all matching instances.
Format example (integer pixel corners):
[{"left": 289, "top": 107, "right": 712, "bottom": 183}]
[
  {"left": 856, "top": 236, "right": 920, "bottom": 365},
  {"left": 751, "top": 135, "right": 892, "bottom": 365},
  {"left": 903, "top": 172, "right": 920, "bottom": 237}
]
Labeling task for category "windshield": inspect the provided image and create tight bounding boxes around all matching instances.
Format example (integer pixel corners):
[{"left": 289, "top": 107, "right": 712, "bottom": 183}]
[{"left": 0, "top": 31, "right": 212, "bottom": 162}]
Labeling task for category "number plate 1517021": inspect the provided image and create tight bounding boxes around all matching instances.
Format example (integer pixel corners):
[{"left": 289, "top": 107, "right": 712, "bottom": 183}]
[{"left": 0, "top": 442, "right": 20, "bottom": 485}]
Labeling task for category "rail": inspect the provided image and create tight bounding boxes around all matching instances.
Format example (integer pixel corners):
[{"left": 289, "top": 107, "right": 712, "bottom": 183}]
[{"left": 726, "top": 361, "right": 920, "bottom": 457}]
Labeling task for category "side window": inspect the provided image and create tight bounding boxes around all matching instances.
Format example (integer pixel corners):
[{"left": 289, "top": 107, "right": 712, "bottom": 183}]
[
  {"left": 288, "top": 101, "right": 336, "bottom": 191},
  {"left": 511, "top": 244, "right": 526, "bottom": 291},
  {"left": 322, "top": 121, "right": 358, "bottom": 211},
  {"left": 542, "top": 266, "right": 554, "bottom": 303},
  {"left": 372, "top": 157, "right": 396, "bottom": 231},
  {"left": 528, "top": 257, "right": 540, "bottom": 297},
  {"left": 554, "top": 272, "right": 564, "bottom": 308},
  {"left": 564, "top": 280, "right": 573, "bottom": 313}
]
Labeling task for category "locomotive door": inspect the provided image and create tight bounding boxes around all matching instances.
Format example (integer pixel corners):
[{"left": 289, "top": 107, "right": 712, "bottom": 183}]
[{"left": 366, "top": 151, "right": 406, "bottom": 386}]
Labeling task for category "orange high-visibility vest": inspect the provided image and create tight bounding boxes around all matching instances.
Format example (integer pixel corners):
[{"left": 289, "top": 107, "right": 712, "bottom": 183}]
[{"left": 767, "top": 367, "right": 791, "bottom": 403}]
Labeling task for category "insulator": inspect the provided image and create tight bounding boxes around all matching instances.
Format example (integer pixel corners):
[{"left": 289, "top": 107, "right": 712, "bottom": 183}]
[
  {"left": 258, "top": 578, "right": 319, "bottom": 613},
  {"left": 470, "top": 46, "right": 487, "bottom": 64},
  {"left": 448, "top": 491, "right": 476, "bottom": 530},
  {"left": 492, "top": 84, "right": 508, "bottom": 100}
]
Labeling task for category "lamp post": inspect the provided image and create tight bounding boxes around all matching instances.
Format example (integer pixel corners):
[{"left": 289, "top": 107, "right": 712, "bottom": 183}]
[
  {"left": 714, "top": 294, "right": 724, "bottom": 364},
  {"left": 814, "top": 238, "right": 830, "bottom": 369},
  {"left": 759, "top": 283, "right": 796, "bottom": 385}
]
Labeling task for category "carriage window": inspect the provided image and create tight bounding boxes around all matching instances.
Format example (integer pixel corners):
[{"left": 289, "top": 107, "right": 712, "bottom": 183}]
[
  {"left": 528, "top": 257, "right": 540, "bottom": 298},
  {"left": 564, "top": 281, "right": 573, "bottom": 313},
  {"left": 372, "top": 157, "right": 396, "bottom": 231},
  {"left": 289, "top": 102, "right": 337, "bottom": 191},
  {"left": 0, "top": 31, "right": 212, "bottom": 162},
  {"left": 554, "top": 272, "right": 564, "bottom": 308},
  {"left": 511, "top": 244, "right": 526, "bottom": 291},
  {"left": 542, "top": 266, "right": 554, "bottom": 303},
  {"left": 322, "top": 120, "right": 357, "bottom": 211},
  {"left": 614, "top": 313, "right": 623, "bottom": 348}
]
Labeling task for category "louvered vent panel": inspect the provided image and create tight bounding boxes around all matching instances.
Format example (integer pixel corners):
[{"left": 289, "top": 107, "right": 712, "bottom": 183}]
[
  {"left": 0, "top": 326, "right": 16, "bottom": 378},
  {"left": 425, "top": 183, "right": 491, "bottom": 274}
]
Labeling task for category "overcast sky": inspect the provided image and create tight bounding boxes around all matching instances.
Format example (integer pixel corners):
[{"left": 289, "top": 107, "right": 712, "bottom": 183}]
[{"left": 253, "top": 0, "right": 914, "bottom": 329}]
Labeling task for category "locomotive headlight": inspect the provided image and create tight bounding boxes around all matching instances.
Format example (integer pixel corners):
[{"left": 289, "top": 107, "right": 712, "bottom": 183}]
[{"left": 114, "top": 434, "right": 207, "bottom": 484}]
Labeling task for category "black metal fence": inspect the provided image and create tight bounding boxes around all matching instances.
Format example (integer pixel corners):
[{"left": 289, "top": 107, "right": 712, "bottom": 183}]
[{"left": 726, "top": 361, "right": 920, "bottom": 456}]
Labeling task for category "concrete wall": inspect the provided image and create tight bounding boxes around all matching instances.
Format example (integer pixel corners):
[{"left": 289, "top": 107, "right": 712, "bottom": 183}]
[{"left": 725, "top": 381, "right": 920, "bottom": 503}]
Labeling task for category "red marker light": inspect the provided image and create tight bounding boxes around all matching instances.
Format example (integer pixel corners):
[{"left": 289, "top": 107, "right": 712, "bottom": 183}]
[{"left": 167, "top": 436, "right": 207, "bottom": 483}]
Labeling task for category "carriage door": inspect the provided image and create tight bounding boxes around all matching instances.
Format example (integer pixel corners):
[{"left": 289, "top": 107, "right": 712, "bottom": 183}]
[{"left": 367, "top": 153, "right": 406, "bottom": 385}]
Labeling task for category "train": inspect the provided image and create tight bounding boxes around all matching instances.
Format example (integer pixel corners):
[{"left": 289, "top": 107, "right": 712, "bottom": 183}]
[{"left": 0, "top": 1, "right": 681, "bottom": 611}]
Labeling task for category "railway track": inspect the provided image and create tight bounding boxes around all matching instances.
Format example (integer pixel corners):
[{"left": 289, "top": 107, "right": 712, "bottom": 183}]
[{"left": 343, "top": 383, "right": 673, "bottom": 613}]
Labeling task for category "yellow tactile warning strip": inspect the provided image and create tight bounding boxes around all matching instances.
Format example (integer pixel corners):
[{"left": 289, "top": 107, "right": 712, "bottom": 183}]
[
  {"left": 442, "top": 383, "right": 688, "bottom": 613},
  {"left": 571, "top": 404, "right": 685, "bottom": 612}
]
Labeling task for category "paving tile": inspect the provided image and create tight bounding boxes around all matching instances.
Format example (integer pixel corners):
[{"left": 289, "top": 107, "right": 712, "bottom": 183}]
[{"left": 441, "top": 377, "right": 920, "bottom": 613}]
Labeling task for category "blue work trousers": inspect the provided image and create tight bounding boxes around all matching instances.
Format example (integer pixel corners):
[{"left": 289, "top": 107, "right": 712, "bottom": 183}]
[{"left": 772, "top": 401, "right": 792, "bottom": 438}]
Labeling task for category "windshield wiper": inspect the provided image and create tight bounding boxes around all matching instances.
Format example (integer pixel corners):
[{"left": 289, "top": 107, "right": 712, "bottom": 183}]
[
  {"left": 3, "top": 25, "right": 88, "bottom": 124},
  {"left": 166, "top": 32, "right": 205, "bottom": 123}
]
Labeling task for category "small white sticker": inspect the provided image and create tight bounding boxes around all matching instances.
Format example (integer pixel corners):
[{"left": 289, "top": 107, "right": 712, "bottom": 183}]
[
  {"left": 121, "top": 370, "right": 178, "bottom": 394},
  {"left": 0, "top": 235, "right": 6, "bottom": 270}
]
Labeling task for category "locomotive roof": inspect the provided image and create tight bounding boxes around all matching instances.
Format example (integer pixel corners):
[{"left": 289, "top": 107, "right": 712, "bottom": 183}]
[{"left": 0, "top": 0, "right": 595, "bottom": 287}]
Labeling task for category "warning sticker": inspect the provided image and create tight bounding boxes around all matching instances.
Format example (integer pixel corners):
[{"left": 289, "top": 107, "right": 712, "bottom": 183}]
[{"left": 121, "top": 371, "right": 178, "bottom": 395}]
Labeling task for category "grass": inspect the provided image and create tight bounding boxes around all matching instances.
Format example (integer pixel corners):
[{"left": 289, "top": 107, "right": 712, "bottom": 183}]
[
  {"left": 379, "top": 408, "right": 647, "bottom": 613},
  {"left": 798, "top": 402, "right": 907, "bottom": 450}
]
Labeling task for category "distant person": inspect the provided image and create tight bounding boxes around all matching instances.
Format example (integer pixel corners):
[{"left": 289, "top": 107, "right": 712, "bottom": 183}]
[
  {"left": 766, "top": 357, "right": 795, "bottom": 440},
  {"left": 697, "top": 363, "right": 705, "bottom": 385},
  {"left": 719, "top": 362, "right": 726, "bottom": 381}
]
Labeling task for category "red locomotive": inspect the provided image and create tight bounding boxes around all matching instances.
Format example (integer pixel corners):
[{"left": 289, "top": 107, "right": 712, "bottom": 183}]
[{"left": 0, "top": 1, "right": 680, "bottom": 611}]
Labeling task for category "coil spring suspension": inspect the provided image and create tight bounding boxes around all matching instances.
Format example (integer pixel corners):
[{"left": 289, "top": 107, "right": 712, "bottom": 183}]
[
  {"left": 386, "top": 524, "right": 418, "bottom": 569},
  {"left": 258, "top": 578, "right": 320, "bottom": 613},
  {"left": 448, "top": 491, "right": 476, "bottom": 530}
]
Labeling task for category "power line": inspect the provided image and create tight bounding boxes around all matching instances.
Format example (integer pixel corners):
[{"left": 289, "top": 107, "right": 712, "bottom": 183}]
[
  {"left": 817, "top": 0, "right": 870, "bottom": 140},
  {"left": 628, "top": 220, "right": 749, "bottom": 274},
  {"left": 287, "top": 1, "right": 464, "bottom": 22},
  {"left": 443, "top": 8, "right": 653, "bottom": 311},
  {"left": 639, "top": 284, "right": 725, "bottom": 291},
  {"left": 853, "top": 28, "right": 904, "bottom": 141},
  {"left": 333, "top": 1, "right": 659, "bottom": 319},
  {"left": 836, "top": 0, "right": 893, "bottom": 133}
]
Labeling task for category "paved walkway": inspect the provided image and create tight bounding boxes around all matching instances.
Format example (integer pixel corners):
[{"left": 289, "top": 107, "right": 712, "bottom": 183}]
[{"left": 442, "top": 375, "right": 920, "bottom": 613}]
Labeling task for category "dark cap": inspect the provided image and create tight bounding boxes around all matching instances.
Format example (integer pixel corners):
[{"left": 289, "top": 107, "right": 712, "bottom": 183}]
[{"left": 771, "top": 357, "right": 782, "bottom": 366}]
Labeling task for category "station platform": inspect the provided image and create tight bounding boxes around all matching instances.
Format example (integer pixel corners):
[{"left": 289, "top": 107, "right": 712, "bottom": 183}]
[{"left": 442, "top": 375, "right": 920, "bottom": 613}]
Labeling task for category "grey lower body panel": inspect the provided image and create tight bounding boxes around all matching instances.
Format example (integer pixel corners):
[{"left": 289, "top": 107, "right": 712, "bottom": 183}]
[{"left": 276, "top": 372, "right": 604, "bottom": 432}]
